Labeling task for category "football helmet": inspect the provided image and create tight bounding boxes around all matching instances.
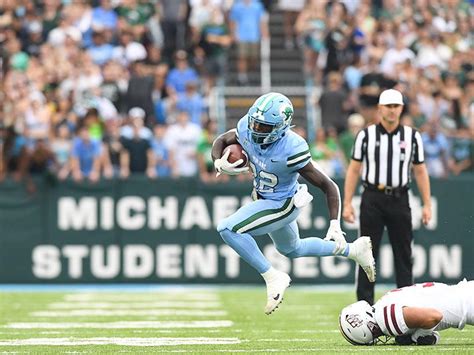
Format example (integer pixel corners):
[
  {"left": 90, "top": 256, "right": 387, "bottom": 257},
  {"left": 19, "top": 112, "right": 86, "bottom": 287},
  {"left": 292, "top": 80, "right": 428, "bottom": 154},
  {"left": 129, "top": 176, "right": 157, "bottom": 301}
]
[
  {"left": 339, "top": 301, "right": 383, "bottom": 345},
  {"left": 247, "top": 92, "right": 294, "bottom": 145}
]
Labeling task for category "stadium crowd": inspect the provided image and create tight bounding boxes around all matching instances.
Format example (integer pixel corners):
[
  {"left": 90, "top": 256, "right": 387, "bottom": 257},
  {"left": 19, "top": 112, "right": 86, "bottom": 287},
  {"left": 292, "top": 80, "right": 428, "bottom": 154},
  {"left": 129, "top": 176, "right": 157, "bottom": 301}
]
[{"left": 0, "top": 0, "right": 472, "bottom": 192}]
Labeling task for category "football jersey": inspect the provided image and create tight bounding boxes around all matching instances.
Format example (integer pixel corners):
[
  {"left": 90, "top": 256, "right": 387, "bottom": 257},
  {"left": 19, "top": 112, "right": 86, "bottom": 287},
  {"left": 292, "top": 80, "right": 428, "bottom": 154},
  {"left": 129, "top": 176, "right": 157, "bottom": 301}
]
[
  {"left": 374, "top": 280, "right": 474, "bottom": 337},
  {"left": 235, "top": 117, "right": 311, "bottom": 200}
]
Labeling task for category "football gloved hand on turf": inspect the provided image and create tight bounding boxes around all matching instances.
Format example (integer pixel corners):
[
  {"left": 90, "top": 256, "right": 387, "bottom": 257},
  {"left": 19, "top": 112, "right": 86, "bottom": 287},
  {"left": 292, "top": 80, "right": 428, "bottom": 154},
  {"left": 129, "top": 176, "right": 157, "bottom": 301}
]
[
  {"left": 324, "top": 219, "right": 347, "bottom": 255},
  {"left": 214, "top": 149, "right": 249, "bottom": 176}
]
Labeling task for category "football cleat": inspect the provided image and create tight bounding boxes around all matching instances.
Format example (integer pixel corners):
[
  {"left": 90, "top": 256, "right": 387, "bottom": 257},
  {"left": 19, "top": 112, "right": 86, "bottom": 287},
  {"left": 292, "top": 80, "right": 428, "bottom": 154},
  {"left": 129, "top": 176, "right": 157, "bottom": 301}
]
[
  {"left": 264, "top": 271, "right": 291, "bottom": 315},
  {"left": 349, "top": 237, "right": 376, "bottom": 283}
]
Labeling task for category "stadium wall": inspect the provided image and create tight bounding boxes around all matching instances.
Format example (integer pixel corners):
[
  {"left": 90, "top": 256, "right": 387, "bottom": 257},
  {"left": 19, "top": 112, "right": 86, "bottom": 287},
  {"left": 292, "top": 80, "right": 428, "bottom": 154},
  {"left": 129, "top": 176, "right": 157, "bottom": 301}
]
[{"left": 0, "top": 176, "right": 472, "bottom": 284}]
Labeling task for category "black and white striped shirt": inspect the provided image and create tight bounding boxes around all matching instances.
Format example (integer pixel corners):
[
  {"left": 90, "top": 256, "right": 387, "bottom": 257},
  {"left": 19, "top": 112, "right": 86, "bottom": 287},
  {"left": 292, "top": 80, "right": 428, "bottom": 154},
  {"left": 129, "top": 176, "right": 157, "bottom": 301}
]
[{"left": 351, "top": 124, "right": 424, "bottom": 188}]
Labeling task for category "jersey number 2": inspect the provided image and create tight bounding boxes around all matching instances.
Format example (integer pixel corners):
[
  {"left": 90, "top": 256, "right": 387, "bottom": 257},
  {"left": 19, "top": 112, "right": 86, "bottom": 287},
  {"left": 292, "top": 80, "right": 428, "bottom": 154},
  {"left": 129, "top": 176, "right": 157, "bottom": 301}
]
[{"left": 249, "top": 162, "right": 278, "bottom": 193}]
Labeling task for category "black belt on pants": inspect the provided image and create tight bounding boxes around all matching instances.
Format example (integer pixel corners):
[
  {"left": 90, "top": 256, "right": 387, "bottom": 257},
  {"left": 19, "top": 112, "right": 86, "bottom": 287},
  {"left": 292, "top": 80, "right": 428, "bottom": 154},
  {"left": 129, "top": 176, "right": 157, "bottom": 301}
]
[{"left": 363, "top": 183, "right": 409, "bottom": 197}]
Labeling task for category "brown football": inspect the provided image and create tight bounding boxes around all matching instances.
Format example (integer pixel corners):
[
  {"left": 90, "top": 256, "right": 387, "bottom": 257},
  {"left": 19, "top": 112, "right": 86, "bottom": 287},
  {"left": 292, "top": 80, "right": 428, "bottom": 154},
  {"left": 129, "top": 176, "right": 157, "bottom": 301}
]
[{"left": 223, "top": 144, "right": 248, "bottom": 168}]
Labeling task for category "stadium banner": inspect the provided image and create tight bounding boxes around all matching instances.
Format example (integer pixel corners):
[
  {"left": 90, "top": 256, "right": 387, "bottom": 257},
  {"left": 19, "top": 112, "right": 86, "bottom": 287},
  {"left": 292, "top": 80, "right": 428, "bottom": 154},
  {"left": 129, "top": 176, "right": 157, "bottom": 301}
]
[{"left": 0, "top": 176, "right": 472, "bottom": 284}]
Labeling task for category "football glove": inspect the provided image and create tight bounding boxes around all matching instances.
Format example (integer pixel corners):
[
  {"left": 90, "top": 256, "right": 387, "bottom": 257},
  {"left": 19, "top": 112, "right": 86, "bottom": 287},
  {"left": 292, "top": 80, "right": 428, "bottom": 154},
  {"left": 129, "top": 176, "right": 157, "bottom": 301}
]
[
  {"left": 214, "top": 149, "right": 249, "bottom": 177},
  {"left": 324, "top": 219, "right": 347, "bottom": 255}
]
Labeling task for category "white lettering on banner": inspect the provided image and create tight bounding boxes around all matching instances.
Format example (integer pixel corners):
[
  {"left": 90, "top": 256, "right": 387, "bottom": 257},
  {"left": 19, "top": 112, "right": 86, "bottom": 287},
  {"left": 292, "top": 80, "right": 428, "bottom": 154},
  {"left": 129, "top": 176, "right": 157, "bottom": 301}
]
[
  {"left": 62, "top": 245, "right": 89, "bottom": 278},
  {"left": 123, "top": 245, "right": 154, "bottom": 278},
  {"left": 57, "top": 193, "right": 439, "bottom": 231},
  {"left": 185, "top": 245, "right": 218, "bottom": 278},
  {"left": 32, "top": 245, "right": 61, "bottom": 279},
  {"left": 157, "top": 245, "right": 182, "bottom": 278},
  {"left": 148, "top": 197, "right": 178, "bottom": 229},
  {"left": 90, "top": 245, "right": 120, "bottom": 279},
  {"left": 180, "top": 197, "right": 212, "bottom": 230},
  {"left": 100, "top": 197, "right": 114, "bottom": 230},
  {"left": 293, "top": 257, "right": 318, "bottom": 278},
  {"left": 219, "top": 245, "right": 240, "bottom": 278},
  {"left": 213, "top": 197, "right": 239, "bottom": 227},
  {"left": 430, "top": 245, "right": 461, "bottom": 278},
  {"left": 58, "top": 197, "right": 97, "bottom": 230},
  {"left": 117, "top": 197, "right": 145, "bottom": 230},
  {"left": 30, "top": 244, "right": 463, "bottom": 281},
  {"left": 321, "top": 257, "right": 351, "bottom": 278}
]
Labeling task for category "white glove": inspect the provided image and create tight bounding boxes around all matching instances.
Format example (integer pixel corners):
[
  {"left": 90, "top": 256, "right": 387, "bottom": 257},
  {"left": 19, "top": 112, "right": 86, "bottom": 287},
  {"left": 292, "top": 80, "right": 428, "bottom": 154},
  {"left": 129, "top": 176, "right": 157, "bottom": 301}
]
[
  {"left": 214, "top": 149, "right": 249, "bottom": 176},
  {"left": 324, "top": 219, "right": 347, "bottom": 255}
]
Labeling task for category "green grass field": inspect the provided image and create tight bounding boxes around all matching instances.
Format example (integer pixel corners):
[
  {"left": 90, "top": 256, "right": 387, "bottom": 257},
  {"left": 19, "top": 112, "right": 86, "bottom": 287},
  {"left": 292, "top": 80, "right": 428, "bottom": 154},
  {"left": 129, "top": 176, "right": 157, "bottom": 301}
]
[{"left": 0, "top": 287, "right": 472, "bottom": 354}]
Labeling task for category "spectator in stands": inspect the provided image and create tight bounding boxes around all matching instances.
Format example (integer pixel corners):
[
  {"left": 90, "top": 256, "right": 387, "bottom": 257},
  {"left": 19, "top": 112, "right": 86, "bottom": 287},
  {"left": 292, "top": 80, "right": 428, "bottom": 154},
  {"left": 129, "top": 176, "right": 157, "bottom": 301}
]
[
  {"left": 278, "top": 0, "right": 304, "bottom": 50},
  {"left": 160, "top": 0, "right": 188, "bottom": 60},
  {"left": 166, "top": 50, "right": 199, "bottom": 96},
  {"left": 310, "top": 127, "right": 345, "bottom": 178},
  {"left": 151, "top": 124, "right": 174, "bottom": 178},
  {"left": 176, "top": 81, "right": 206, "bottom": 126},
  {"left": 125, "top": 61, "right": 155, "bottom": 122},
  {"left": 197, "top": 119, "right": 224, "bottom": 183},
  {"left": 92, "top": 0, "right": 119, "bottom": 32},
  {"left": 295, "top": 0, "right": 327, "bottom": 83},
  {"left": 229, "top": 0, "right": 268, "bottom": 85},
  {"left": 164, "top": 110, "right": 201, "bottom": 177},
  {"left": 198, "top": 7, "right": 231, "bottom": 92},
  {"left": 102, "top": 119, "right": 125, "bottom": 178},
  {"left": 116, "top": 0, "right": 154, "bottom": 42},
  {"left": 339, "top": 113, "right": 365, "bottom": 164},
  {"left": 51, "top": 123, "right": 72, "bottom": 180},
  {"left": 318, "top": 71, "right": 350, "bottom": 133},
  {"left": 87, "top": 29, "right": 114, "bottom": 66},
  {"left": 120, "top": 119, "right": 156, "bottom": 179},
  {"left": 121, "top": 107, "right": 153, "bottom": 141},
  {"left": 70, "top": 125, "right": 102, "bottom": 183},
  {"left": 100, "top": 60, "right": 125, "bottom": 112},
  {"left": 449, "top": 128, "right": 473, "bottom": 176},
  {"left": 422, "top": 121, "right": 450, "bottom": 179}
]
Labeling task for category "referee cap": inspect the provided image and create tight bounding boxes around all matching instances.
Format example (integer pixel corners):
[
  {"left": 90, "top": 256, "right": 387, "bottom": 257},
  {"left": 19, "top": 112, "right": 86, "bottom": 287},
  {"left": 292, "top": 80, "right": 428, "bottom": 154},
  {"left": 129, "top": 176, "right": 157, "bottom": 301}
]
[{"left": 378, "top": 89, "right": 404, "bottom": 105}]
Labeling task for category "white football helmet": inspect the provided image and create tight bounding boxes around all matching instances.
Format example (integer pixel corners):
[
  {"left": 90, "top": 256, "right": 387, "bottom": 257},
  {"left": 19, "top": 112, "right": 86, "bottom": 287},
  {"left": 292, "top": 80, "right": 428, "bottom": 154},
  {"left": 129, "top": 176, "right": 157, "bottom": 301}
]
[{"left": 339, "top": 301, "right": 383, "bottom": 345}]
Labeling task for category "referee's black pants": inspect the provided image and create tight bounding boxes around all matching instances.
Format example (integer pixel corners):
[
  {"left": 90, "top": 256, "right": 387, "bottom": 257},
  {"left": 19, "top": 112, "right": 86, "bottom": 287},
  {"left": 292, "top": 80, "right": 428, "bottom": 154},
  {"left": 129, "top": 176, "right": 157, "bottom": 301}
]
[{"left": 356, "top": 189, "right": 414, "bottom": 305}]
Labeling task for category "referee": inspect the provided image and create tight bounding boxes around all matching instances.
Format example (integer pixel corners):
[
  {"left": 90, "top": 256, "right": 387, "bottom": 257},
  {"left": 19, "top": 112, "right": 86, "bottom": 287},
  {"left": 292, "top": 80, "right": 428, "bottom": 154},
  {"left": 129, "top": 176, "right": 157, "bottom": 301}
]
[{"left": 343, "top": 89, "right": 432, "bottom": 305}]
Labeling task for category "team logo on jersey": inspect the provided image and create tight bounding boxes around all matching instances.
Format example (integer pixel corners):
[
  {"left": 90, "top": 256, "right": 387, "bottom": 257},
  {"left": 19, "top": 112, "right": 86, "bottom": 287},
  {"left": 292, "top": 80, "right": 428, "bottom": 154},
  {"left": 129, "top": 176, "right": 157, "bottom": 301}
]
[
  {"left": 399, "top": 141, "right": 407, "bottom": 149},
  {"left": 280, "top": 105, "right": 293, "bottom": 122}
]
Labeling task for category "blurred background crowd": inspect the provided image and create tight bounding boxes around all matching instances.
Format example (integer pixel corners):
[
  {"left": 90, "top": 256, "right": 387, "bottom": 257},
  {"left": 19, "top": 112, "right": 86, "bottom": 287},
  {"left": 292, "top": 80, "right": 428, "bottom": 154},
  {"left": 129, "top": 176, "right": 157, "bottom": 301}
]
[{"left": 0, "top": 0, "right": 472, "bottom": 192}]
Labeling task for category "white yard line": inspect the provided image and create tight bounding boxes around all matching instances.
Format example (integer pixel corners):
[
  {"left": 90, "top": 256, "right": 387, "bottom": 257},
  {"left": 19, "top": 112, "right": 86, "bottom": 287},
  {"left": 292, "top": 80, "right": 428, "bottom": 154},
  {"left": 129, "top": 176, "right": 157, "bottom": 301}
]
[
  {"left": 4, "top": 321, "right": 233, "bottom": 329},
  {"left": 63, "top": 293, "right": 219, "bottom": 302},
  {"left": 0, "top": 337, "right": 240, "bottom": 346},
  {"left": 48, "top": 301, "right": 221, "bottom": 309},
  {"left": 31, "top": 309, "right": 227, "bottom": 317}
]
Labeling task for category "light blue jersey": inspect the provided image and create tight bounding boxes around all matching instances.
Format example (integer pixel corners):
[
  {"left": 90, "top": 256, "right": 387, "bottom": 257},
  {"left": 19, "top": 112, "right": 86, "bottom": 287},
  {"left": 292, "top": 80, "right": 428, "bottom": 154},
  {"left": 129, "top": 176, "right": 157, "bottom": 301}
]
[{"left": 236, "top": 117, "right": 311, "bottom": 200}]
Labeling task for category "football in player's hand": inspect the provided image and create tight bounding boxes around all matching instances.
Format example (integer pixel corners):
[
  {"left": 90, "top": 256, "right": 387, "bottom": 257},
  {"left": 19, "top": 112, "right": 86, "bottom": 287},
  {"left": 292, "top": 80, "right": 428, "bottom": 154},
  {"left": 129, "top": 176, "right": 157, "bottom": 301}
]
[{"left": 223, "top": 144, "right": 248, "bottom": 168}]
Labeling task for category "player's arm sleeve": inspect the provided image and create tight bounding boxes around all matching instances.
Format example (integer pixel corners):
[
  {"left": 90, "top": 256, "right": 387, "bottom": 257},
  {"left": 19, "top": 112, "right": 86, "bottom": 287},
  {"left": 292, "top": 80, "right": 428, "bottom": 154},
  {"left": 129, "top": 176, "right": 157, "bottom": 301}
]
[
  {"left": 351, "top": 128, "right": 367, "bottom": 162},
  {"left": 287, "top": 141, "right": 311, "bottom": 170},
  {"left": 412, "top": 130, "right": 425, "bottom": 165},
  {"left": 374, "top": 303, "right": 410, "bottom": 336}
]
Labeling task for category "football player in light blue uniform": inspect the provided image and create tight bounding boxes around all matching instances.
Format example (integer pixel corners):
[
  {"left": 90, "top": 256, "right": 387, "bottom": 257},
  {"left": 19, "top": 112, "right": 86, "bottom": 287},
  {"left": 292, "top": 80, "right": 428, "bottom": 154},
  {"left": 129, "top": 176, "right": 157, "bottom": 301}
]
[{"left": 212, "top": 92, "right": 375, "bottom": 314}]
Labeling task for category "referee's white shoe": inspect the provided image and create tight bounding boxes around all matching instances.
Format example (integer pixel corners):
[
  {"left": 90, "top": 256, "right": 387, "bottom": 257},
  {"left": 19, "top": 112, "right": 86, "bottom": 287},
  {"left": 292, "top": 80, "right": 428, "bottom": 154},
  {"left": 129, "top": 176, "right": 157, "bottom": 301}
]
[
  {"left": 263, "top": 269, "right": 291, "bottom": 315},
  {"left": 349, "top": 237, "right": 376, "bottom": 282}
]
